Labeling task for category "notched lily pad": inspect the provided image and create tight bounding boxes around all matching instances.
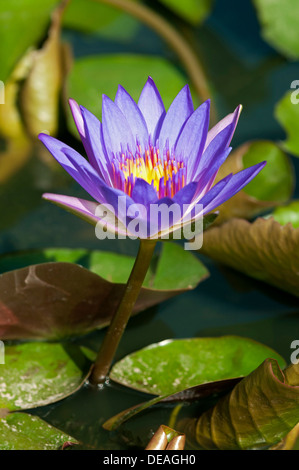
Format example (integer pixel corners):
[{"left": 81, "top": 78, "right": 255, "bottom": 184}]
[
  {"left": 104, "top": 336, "right": 285, "bottom": 431},
  {"left": 201, "top": 216, "right": 299, "bottom": 297},
  {"left": 109, "top": 336, "right": 285, "bottom": 396},
  {"left": 0, "top": 244, "right": 208, "bottom": 340},
  {"left": 0, "top": 342, "right": 93, "bottom": 410},
  {"left": 0, "top": 412, "right": 78, "bottom": 450},
  {"left": 182, "top": 360, "right": 299, "bottom": 450}
]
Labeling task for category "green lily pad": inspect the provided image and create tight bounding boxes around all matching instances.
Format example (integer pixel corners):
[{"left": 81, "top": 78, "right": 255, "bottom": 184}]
[
  {"left": 253, "top": 0, "right": 299, "bottom": 59},
  {"left": 0, "top": 412, "right": 78, "bottom": 450},
  {"left": 200, "top": 216, "right": 299, "bottom": 297},
  {"left": 275, "top": 91, "right": 299, "bottom": 157},
  {"left": 0, "top": 0, "right": 60, "bottom": 83},
  {"left": 242, "top": 141, "right": 294, "bottom": 202},
  {"left": 0, "top": 342, "right": 93, "bottom": 410},
  {"left": 271, "top": 200, "right": 299, "bottom": 228},
  {"left": 63, "top": 0, "right": 122, "bottom": 33},
  {"left": 185, "top": 360, "right": 299, "bottom": 450},
  {"left": 66, "top": 54, "right": 188, "bottom": 136},
  {"left": 159, "top": 0, "right": 213, "bottom": 25},
  {"left": 212, "top": 140, "right": 293, "bottom": 224},
  {"left": 110, "top": 336, "right": 285, "bottom": 396},
  {"left": 0, "top": 243, "right": 208, "bottom": 340}
]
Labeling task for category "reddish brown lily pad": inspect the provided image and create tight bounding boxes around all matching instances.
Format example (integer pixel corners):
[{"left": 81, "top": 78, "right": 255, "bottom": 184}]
[{"left": 0, "top": 243, "right": 208, "bottom": 340}]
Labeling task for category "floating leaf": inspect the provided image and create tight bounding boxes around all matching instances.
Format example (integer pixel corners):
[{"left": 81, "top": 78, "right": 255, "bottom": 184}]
[
  {"left": 271, "top": 200, "right": 299, "bottom": 228},
  {"left": 0, "top": 244, "right": 208, "bottom": 340},
  {"left": 62, "top": 0, "right": 123, "bottom": 33},
  {"left": 159, "top": 0, "right": 213, "bottom": 25},
  {"left": 182, "top": 360, "right": 299, "bottom": 450},
  {"left": 20, "top": 1, "right": 72, "bottom": 137},
  {"left": 0, "top": 50, "right": 33, "bottom": 183},
  {"left": 0, "top": 342, "right": 93, "bottom": 410},
  {"left": 213, "top": 140, "right": 294, "bottom": 224},
  {"left": 104, "top": 337, "right": 285, "bottom": 431},
  {"left": 66, "top": 54, "right": 187, "bottom": 136},
  {"left": 200, "top": 217, "right": 299, "bottom": 297},
  {"left": 0, "top": 412, "right": 78, "bottom": 450},
  {"left": 253, "top": 0, "right": 299, "bottom": 59},
  {"left": 275, "top": 91, "right": 299, "bottom": 157},
  {"left": 0, "top": 0, "right": 60, "bottom": 82},
  {"left": 109, "top": 336, "right": 285, "bottom": 396}
]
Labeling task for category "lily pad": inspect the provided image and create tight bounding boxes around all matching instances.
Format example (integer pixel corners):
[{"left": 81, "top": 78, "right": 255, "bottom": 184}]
[
  {"left": 275, "top": 91, "right": 299, "bottom": 157},
  {"left": 63, "top": 0, "right": 123, "bottom": 33},
  {"left": 159, "top": 0, "right": 213, "bottom": 25},
  {"left": 110, "top": 336, "right": 285, "bottom": 396},
  {"left": 271, "top": 200, "right": 299, "bottom": 228},
  {"left": 185, "top": 360, "right": 299, "bottom": 450},
  {"left": 0, "top": 342, "right": 93, "bottom": 411},
  {"left": 200, "top": 216, "right": 299, "bottom": 297},
  {"left": 0, "top": 243, "right": 208, "bottom": 340},
  {"left": 213, "top": 140, "right": 294, "bottom": 224},
  {"left": 0, "top": 0, "right": 60, "bottom": 83},
  {"left": 0, "top": 412, "right": 78, "bottom": 450},
  {"left": 66, "top": 54, "right": 187, "bottom": 136},
  {"left": 253, "top": 0, "right": 299, "bottom": 59}
]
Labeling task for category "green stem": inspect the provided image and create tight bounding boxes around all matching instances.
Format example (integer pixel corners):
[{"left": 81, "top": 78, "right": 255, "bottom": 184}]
[
  {"left": 94, "top": 0, "right": 217, "bottom": 124},
  {"left": 90, "top": 239, "right": 157, "bottom": 384}
]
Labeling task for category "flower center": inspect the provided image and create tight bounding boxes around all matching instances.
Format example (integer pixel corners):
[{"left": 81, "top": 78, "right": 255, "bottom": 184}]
[{"left": 111, "top": 144, "right": 186, "bottom": 199}]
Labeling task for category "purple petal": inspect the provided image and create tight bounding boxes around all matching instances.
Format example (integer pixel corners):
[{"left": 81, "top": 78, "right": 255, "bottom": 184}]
[
  {"left": 101, "top": 95, "right": 135, "bottom": 156},
  {"left": 39, "top": 133, "right": 105, "bottom": 203},
  {"left": 204, "top": 105, "right": 242, "bottom": 152},
  {"left": 148, "top": 196, "right": 180, "bottom": 237},
  {"left": 201, "top": 161, "right": 267, "bottom": 214},
  {"left": 138, "top": 77, "right": 166, "bottom": 143},
  {"left": 115, "top": 85, "right": 149, "bottom": 148},
  {"left": 42, "top": 193, "right": 128, "bottom": 237},
  {"left": 195, "top": 147, "right": 232, "bottom": 190},
  {"left": 192, "top": 119, "right": 237, "bottom": 182},
  {"left": 69, "top": 98, "right": 85, "bottom": 137},
  {"left": 175, "top": 100, "right": 210, "bottom": 180},
  {"left": 77, "top": 105, "right": 113, "bottom": 185},
  {"left": 131, "top": 178, "right": 158, "bottom": 206},
  {"left": 172, "top": 182, "right": 197, "bottom": 208},
  {"left": 158, "top": 84, "right": 194, "bottom": 152}
]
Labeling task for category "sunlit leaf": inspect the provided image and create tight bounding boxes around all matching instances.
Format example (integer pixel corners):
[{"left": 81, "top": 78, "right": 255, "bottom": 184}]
[
  {"left": 213, "top": 140, "right": 294, "bottom": 224},
  {"left": 0, "top": 412, "right": 78, "bottom": 450},
  {"left": 201, "top": 217, "right": 299, "bottom": 297},
  {"left": 20, "top": 1, "right": 72, "bottom": 137},
  {"left": 110, "top": 336, "right": 285, "bottom": 395},
  {"left": 182, "top": 360, "right": 299, "bottom": 450},
  {"left": 0, "top": 51, "right": 33, "bottom": 183},
  {"left": 159, "top": 0, "right": 213, "bottom": 25},
  {"left": 271, "top": 200, "right": 299, "bottom": 228},
  {"left": 0, "top": 342, "right": 93, "bottom": 410},
  {"left": 66, "top": 54, "right": 187, "bottom": 136},
  {"left": 275, "top": 91, "right": 299, "bottom": 157},
  {"left": 104, "top": 337, "right": 285, "bottom": 431},
  {"left": 0, "top": 244, "right": 208, "bottom": 340},
  {"left": 253, "top": 0, "right": 299, "bottom": 59},
  {"left": 0, "top": 0, "right": 60, "bottom": 82},
  {"left": 63, "top": 0, "right": 123, "bottom": 33}
]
